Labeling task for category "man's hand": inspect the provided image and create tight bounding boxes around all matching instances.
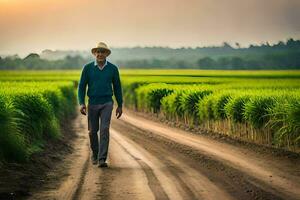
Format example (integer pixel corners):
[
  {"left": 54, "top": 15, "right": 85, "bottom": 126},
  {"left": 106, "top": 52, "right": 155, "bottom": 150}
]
[
  {"left": 80, "top": 104, "right": 87, "bottom": 115},
  {"left": 116, "top": 106, "right": 122, "bottom": 119}
]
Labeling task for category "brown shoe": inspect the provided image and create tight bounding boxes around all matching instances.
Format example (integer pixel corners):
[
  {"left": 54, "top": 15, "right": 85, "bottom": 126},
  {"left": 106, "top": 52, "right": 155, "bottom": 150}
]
[
  {"left": 98, "top": 160, "right": 108, "bottom": 168},
  {"left": 91, "top": 156, "right": 98, "bottom": 165}
]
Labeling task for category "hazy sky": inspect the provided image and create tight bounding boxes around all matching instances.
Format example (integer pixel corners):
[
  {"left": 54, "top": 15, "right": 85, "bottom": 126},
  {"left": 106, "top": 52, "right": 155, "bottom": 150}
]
[{"left": 0, "top": 0, "right": 299, "bottom": 56}]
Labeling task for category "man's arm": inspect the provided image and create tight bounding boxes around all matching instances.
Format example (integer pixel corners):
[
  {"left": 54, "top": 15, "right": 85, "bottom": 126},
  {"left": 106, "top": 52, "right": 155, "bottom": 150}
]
[
  {"left": 112, "top": 67, "right": 123, "bottom": 108},
  {"left": 78, "top": 65, "right": 88, "bottom": 107},
  {"left": 113, "top": 67, "right": 123, "bottom": 119}
]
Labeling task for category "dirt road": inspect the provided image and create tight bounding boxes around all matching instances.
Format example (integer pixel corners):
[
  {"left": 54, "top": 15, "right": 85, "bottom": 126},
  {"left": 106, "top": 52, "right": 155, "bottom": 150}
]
[{"left": 29, "top": 109, "right": 300, "bottom": 200}]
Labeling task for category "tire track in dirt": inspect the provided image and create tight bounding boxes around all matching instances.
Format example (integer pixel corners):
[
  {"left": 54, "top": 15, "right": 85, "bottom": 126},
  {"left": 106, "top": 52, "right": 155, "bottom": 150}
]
[
  {"left": 112, "top": 139, "right": 170, "bottom": 200},
  {"left": 119, "top": 111, "right": 300, "bottom": 200},
  {"left": 110, "top": 129, "right": 233, "bottom": 200},
  {"left": 92, "top": 138, "right": 155, "bottom": 200},
  {"left": 110, "top": 131, "right": 182, "bottom": 200},
  {"left": 27, "top": 108, "right": 299, "bottom": 200},
  {"left": 29, "top": 112, "right": 91, "bottom": 200},
  {"left": 111, "top": 119, "right": 282, "bottom": 200}
]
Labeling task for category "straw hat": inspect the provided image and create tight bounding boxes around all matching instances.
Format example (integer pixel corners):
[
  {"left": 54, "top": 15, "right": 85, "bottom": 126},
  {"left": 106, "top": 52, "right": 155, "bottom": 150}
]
[{"left": 91, "top": 42, "right": 111, "bottom": 56}]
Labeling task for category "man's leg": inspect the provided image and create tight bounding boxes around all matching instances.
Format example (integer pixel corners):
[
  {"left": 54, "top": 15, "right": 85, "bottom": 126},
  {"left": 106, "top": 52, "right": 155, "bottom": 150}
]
[
  {"left": 99, "top": 101, "right": 113, "bottom": 163},
  {"left": 87, "top": 104, "right": 100, "bottom": 161}
]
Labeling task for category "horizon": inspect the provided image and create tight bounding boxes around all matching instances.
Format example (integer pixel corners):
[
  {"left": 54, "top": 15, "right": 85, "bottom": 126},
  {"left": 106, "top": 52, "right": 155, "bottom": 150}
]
[
  {"left": 1, "top": 0, "right": 300, "bottom": 57},
  {"left": 1, "top": 37, "right": 298, "bottom": 58}
]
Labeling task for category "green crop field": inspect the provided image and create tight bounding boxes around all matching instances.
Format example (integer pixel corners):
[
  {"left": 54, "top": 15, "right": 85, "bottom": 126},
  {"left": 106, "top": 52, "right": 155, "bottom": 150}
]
[
  {"left": 0, "top": 80, "right": 77, "bottom": 162},
  {"left": 120, "top": 70, "right": 300, "bottom": 151},
  {"left": 0, "top": 69, "right": 299, "bottom": 163},
  {"left": 138, "top": 84, "right": 300, "bottom": 147}
]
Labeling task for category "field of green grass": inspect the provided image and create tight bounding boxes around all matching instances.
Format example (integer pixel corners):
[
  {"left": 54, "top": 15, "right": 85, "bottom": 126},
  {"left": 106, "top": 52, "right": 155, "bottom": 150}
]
[
  {"left": 0, "top": 69, "right": 299, "bottom": 163},
  {"left": 0, "top": 80, "right": 77, "bottom": 163}
]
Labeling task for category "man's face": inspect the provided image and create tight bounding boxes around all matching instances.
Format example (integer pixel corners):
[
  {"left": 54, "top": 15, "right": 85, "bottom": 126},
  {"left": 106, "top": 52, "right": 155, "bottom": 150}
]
[{"left": 93, "top": 48, "right": 109, "bottom": 62}]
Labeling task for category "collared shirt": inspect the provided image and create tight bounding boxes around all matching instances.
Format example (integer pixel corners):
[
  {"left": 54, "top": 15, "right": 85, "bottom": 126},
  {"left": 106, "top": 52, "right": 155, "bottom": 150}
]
[{"left": 94, "top": 59, "right": 108, "bottom": 70}]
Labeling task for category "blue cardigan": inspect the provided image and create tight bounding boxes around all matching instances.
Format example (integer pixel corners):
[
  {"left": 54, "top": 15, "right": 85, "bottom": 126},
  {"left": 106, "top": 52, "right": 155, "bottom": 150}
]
[{"left": 77, "top": 60, "right": 123, "bottom": 107}]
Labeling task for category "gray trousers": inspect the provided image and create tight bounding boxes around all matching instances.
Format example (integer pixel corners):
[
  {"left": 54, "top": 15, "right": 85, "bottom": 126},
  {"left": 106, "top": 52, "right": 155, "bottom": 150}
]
[{"left": 87, "top": 101, "right": 113, "bottom": 162}]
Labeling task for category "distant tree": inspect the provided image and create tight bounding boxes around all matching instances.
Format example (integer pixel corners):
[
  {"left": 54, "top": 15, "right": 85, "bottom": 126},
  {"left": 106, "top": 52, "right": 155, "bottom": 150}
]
[
  {"left": 287, "top": 38, "right": 295, "bottom": 44},
  {"left": 249, "top": 44, "right": 255, "bottom": 48},
  {"left": 24, "top": 53, "right": 40, "bottom": 60},
  {"left": 276, "top": 41, "right": 285, "bottom": 47},
  {"left": 231, "top": 57, "right": 245, "bottom": 69},
  {"left": 222, "top": 42, "right": 233, "bottom": 49},
  {"left": 175, "top": 60, "right": 189, "bottom": 68},
  {"left": 217, "top": 57, "right": 232, "bottom": 68},
  {"left": 235, "top": 42, "right": 241, "bottom": 49},
  {"left": 62, "top": 55, "right": 86, "bottom": 69},
  {"left": 197, "top": 57, "right": 216, "bottom": 68},
  {"left": 286, "top": 38, "right": 300, "bottom": 49},
  {"left": 1, "top": 38, "right": 300, "bottom": 70}
]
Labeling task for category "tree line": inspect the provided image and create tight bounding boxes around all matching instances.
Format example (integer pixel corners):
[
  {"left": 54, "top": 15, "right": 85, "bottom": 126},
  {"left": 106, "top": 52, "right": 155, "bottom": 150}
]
[{"left": 1, "top": 38, "right": 299, "bottom": 70}]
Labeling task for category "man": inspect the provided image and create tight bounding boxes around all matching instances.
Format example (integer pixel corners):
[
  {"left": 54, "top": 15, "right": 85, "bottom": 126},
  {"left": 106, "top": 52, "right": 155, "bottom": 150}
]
[{"left": 78, "top": 42, "right": 123, "bottom": 168}]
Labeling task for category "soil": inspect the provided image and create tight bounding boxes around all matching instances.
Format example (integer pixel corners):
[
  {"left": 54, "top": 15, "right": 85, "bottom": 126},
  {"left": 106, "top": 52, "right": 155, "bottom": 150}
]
[
  {"left": 0, "top": 115, "right": 78, "bottom": 200},
  {"left": 1, "top": 108, "right": 299, "bottom": 200}
]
